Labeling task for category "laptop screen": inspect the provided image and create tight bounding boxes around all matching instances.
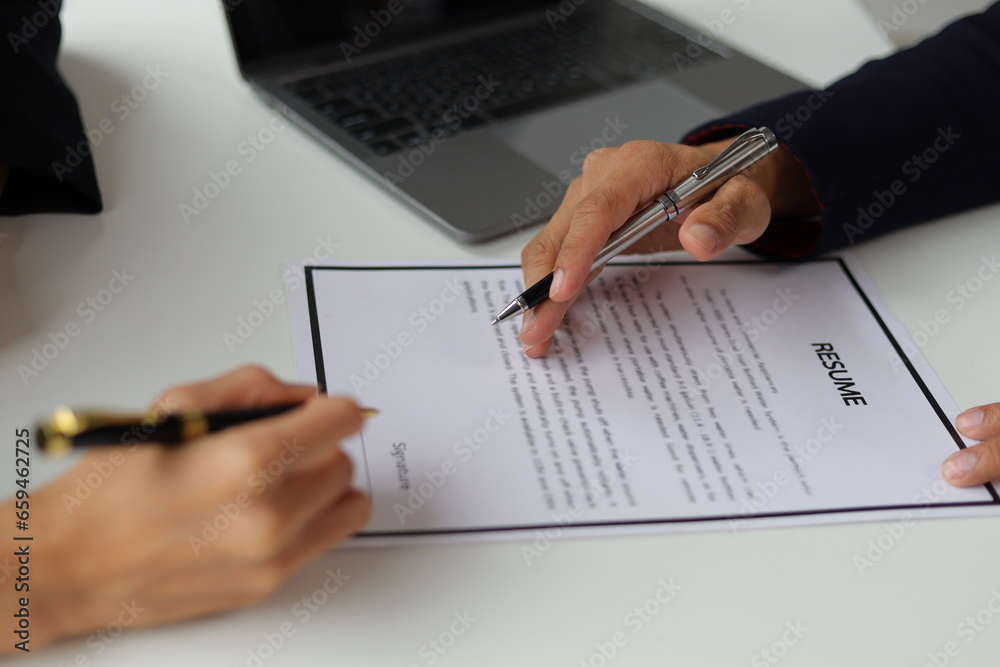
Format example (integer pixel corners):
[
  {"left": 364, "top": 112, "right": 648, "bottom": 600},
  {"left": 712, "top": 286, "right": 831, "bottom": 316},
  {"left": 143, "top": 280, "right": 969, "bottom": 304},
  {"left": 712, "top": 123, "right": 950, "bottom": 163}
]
[{"left": 225, "top": 0, "right": 554, "bottom": 73}]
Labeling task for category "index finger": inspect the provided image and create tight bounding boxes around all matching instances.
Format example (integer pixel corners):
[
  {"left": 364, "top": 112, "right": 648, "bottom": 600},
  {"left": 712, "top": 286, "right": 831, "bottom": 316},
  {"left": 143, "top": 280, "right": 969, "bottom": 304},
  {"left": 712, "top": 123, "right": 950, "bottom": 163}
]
[
  {"left": 519, "top": 179, "right": 590, "bottom": 355},
  {"left": 550, "top": 141, "right": 705, "bottom": 302},
  {"left": 157, "top": 366, "right": 317, "bottom": 414},
  {"left": 173, "top": 394, "right": 364, "bottom": 484}
]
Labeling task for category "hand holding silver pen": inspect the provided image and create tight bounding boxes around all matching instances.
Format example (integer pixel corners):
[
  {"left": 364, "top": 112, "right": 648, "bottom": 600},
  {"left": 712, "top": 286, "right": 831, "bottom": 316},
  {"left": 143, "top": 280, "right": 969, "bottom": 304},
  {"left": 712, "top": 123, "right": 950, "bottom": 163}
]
[{"left": 512, "top": 128, "right": 820, "bottom": 357}]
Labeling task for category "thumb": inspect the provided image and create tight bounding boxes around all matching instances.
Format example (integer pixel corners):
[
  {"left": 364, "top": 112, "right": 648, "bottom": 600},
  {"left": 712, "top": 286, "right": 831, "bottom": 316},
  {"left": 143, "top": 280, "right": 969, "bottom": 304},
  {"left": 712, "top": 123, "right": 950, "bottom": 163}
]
[{"left": 677, "top": 174, "right": 771, "bottom": 261}]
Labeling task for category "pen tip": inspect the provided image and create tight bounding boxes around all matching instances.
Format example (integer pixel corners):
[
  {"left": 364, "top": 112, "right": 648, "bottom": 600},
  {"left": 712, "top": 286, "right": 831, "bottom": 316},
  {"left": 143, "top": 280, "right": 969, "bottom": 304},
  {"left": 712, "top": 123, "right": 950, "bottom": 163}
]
[{"left": 490, "top": 317, "right": 499, "bottom": 326}]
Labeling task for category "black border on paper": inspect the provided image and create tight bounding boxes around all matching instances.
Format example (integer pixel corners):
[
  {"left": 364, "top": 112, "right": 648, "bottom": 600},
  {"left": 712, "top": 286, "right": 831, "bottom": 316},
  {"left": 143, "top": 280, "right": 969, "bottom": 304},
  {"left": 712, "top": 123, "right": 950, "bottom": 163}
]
[{"left": 304, "top": 259, "right": 999, "bottom": 538}]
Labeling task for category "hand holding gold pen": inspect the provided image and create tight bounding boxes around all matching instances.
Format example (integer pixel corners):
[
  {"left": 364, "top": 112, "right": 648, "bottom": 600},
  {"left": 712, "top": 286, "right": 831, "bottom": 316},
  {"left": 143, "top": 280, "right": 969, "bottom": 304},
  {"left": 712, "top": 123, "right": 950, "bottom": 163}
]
[{"left": 38, "top": 399, "right": 377, "bottom": 456}]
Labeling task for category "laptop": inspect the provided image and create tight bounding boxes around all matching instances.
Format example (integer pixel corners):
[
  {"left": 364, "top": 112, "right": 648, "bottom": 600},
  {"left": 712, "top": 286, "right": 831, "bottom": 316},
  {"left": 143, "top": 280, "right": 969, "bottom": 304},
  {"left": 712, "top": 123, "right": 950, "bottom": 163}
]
[{"left": 223, "top": 0, "right": 804, "bottom": 242}]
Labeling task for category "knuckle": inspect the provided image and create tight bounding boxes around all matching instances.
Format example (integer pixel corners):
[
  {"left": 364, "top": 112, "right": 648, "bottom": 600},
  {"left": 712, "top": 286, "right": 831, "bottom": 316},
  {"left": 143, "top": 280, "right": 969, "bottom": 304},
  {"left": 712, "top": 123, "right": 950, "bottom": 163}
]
[
  {"left": 981, "top": 404, "right": 1000, "bottom": 430},
  {"left": 232, "top": 504, "right": 286, "bottom": 562},
  {"left": 209, "top": 434, "right": 267, "bottom": 480},
  {"left": 521, "top": 232, "right": 559, "bottom": 267},
  {"left": 565, "top": 176, "right": 584, "bottom": 199},
  {"left": 574, "top": 188, "right": 614, "bottom": 221},
  {"left": 234, "top": 364, "right": 277, "bottom": 386},
  {"left": 582, "top": 147, "right": 613, "bottom": 172},
  {"left": 970, "top": 440, "right": 1000, "bottom": 480},
  {"left": 710, "top": 203, "right": 741, "bottom": 239},
  {"left": 618, "top": 140, "right": 653, "bottom": 158},
  {"left": 659, "top": 143, "right": 704, "bottom": 177},
  {"left": 155, "top": 386, "right": 194, "bottom": 412}
]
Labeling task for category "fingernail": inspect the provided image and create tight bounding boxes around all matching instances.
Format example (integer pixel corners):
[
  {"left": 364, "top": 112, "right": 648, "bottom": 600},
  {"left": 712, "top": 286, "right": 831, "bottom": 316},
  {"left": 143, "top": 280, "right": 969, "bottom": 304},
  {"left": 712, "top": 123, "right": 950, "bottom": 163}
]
[
  {"left": 360, "top": 408, "right": 380, "bottom": 420},
  {"left": 956, "top": 409, "right": 984, "bottom": 432},
  {"left": 519, "top": 310, "right": 536, "bottom": 341},
  {"left": 942, "top": 450, "right": 978, "bottom": 483},
  {"left": 550, "top": 269, "right": 566, "bottom": 300},
  {"left": 523, "top": 344, "right": 538, "bottom": 356},
  {"left": 688, "top": 225, "right": 718, "bottom": 254}
]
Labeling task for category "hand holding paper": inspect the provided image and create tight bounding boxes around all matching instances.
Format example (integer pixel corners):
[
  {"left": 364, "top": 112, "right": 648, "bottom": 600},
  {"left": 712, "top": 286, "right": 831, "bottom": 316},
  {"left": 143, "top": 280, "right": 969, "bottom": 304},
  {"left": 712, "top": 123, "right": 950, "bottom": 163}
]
[{"left": 945, "top": 403, "right": 1000, "bottom": 486}]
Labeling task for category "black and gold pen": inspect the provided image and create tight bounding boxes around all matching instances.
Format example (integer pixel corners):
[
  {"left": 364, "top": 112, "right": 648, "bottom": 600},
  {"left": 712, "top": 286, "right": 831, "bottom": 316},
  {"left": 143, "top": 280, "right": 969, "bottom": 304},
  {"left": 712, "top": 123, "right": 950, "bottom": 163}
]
[{"left": 37, "top": 403, "right": 379, "bottom": 457}]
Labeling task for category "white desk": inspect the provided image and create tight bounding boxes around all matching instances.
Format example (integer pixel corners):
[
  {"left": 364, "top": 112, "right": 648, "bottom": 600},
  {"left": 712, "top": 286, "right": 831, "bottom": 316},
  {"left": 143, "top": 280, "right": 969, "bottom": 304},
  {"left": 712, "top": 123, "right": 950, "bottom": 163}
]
[{"left": 5, "top": 1, "right": 1000, "bottom": 665}]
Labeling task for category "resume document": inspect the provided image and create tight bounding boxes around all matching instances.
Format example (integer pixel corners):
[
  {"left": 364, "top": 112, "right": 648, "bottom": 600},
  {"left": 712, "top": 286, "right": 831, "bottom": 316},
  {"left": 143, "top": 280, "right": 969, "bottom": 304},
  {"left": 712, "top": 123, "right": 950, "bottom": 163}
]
[{"left": 288, "top": 258, "right": 999, "bottom": 544}]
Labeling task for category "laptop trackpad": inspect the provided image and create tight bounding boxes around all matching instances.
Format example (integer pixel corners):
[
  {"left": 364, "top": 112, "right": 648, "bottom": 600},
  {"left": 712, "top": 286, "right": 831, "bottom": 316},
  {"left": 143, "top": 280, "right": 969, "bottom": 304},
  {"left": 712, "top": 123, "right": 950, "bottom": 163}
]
[{"left": 492, "top": 79, "right": 723, "bottom": 178}]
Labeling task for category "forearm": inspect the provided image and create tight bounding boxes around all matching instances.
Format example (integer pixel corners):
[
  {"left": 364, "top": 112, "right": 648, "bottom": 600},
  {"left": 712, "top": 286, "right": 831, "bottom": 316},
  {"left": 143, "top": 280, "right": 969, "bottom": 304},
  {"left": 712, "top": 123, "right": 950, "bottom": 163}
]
[{"left": 686, "top": 5, "right": 1000, "bottom": 257}]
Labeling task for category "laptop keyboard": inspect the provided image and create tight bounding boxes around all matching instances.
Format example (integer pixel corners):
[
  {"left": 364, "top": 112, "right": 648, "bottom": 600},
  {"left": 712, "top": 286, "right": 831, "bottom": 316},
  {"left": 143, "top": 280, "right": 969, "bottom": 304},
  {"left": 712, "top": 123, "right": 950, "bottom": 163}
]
[{"left": 283, "top": 4, "right": 719, "bottom": 157}]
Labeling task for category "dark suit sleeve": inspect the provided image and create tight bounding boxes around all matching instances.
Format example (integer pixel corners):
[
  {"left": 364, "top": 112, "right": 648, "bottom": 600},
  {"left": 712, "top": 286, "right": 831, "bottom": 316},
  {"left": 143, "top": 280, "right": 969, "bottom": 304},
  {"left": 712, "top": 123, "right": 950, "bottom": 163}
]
[
  {"left": 0, "top": 0, "right": 102, "bottom": 215},
  {"left": 683, "top": 4, "right": 1000, "bottom": 259}
]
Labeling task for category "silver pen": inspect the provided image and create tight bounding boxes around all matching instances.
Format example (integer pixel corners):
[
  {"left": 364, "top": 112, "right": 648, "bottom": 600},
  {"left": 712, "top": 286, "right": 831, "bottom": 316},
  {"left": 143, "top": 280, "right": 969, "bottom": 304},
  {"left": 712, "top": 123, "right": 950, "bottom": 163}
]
[{"left": 491, "top": 126, "right": 779, "bottom": 325}]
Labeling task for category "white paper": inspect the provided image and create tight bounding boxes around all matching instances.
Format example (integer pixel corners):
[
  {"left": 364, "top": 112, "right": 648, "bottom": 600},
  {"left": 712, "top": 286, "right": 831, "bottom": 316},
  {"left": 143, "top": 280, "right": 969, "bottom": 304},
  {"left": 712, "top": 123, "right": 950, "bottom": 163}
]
[{"left": 287, "top": 257, "right": 1000, "bottom": 545}]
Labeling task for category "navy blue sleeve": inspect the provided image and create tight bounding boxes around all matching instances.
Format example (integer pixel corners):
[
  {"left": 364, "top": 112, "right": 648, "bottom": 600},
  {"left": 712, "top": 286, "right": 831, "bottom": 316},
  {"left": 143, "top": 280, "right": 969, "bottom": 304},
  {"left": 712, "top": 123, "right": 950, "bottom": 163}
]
[
  {"left": 683, "top": 4, "right": 1000, "bottom": 258},
  {"left": 0, "top": 0, "right": 102, "bottom": 215}
]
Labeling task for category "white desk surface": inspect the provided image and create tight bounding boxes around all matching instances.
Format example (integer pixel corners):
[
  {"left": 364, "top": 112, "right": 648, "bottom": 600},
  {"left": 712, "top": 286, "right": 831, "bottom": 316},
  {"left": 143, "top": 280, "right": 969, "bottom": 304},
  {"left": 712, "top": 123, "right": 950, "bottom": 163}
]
[{"left": 5, "top": 1, "right": 1000, "bottom": 665}]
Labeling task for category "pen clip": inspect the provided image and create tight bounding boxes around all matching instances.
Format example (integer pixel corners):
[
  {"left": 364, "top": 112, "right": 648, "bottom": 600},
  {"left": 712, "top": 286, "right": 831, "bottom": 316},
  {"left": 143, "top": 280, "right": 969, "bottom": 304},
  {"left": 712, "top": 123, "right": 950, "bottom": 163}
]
[{"left": 691, "top": 127, "right": 769, "bottom": 180}]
